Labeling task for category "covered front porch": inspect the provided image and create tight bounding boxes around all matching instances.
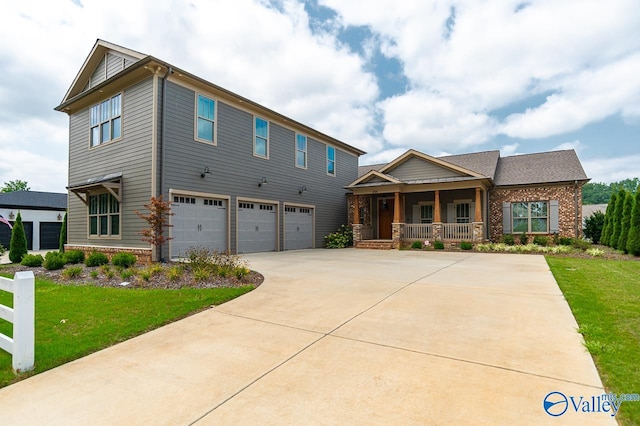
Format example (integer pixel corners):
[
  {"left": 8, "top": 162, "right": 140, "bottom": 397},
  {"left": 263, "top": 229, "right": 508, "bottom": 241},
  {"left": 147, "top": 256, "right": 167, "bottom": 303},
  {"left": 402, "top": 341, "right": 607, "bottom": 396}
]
[{"left": 349, "top": 185, "right": 489, "bottom": 249}]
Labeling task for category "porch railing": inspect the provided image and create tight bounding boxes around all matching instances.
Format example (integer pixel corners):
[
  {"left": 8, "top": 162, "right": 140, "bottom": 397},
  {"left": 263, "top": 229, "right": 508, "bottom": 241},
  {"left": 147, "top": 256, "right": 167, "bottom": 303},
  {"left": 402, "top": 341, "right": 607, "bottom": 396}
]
[
  {"left": 404, "top": 224, "right": 433, "bottom": 240},
  {"left": 442, "top": 223, "right": 472, "bottom": 241},
  {"left": 361, "top": 226, "right": 373, "bottom": 240}
]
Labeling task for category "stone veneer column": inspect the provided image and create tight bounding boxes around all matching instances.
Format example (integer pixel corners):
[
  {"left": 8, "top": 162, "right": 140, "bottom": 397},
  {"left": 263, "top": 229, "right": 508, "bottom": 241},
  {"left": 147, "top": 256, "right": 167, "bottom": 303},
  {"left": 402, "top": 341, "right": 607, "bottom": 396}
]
[
  {"left": 432, "top": 222, "right": 442, "bottom": 241},
  {"left": 472, "top": 222, "right": 483, "bottom": 242},
  {"left": 352, "top": 224, "right": 363, "bottom": 245},
  {"left": 392, "top": 223, "right": 403, "bottom": 249}
]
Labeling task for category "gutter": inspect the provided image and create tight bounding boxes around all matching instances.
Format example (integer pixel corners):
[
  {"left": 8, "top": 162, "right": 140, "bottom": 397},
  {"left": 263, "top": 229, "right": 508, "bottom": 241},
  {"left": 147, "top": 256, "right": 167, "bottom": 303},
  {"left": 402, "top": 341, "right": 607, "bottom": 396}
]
[
  {"left": 574, "top": 180, "right": 579, "bottom": 238},
  {"left": 158, "top": 66, "right": 172, "bottom": 262}
]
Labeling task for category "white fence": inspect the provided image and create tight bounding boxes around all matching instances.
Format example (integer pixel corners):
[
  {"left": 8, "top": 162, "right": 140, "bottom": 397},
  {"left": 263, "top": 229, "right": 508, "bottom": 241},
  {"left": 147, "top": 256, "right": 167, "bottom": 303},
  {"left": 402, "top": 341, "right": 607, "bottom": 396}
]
[
  {"left": 0, "top": 271, "right": 35, "bottom": 373},
  {"left": 404, "top": 224, "right": 433, "bottom": 240},
  {"left": 442, "top": 223, "right": 472, "bottom": 241}
]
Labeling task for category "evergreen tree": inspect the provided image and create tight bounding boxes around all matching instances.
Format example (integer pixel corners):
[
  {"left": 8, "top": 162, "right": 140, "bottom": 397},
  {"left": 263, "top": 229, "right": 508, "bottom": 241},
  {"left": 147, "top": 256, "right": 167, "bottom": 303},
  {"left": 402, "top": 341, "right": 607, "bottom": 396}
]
[
  {"left": 618, "top": 192, "right": 633, "bottom": 253},
  {"left": 627, "top": 189, "right": 640, "bottom": 256},
  {"left": 610, "top": 189, "right": 627, "bottom": 249},
  {"left": 601, "top": 192, "right": 617, "bottom": 246},
  {"left": 8, "top": 212, "right": 28, "bottom": 263},
  {"left": 584, "top": 211, "right": 605, "bottom": 244},
  {"left": 59, "top": 212, "right": 67, "bottom": 252}
]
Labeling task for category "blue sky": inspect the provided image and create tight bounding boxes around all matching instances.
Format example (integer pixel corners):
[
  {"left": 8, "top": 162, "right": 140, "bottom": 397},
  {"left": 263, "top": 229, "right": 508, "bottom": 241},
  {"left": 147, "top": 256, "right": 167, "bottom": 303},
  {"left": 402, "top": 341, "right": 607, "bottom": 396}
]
[{"left": 0, "top": 0, "right": 639, "bottom": 192}]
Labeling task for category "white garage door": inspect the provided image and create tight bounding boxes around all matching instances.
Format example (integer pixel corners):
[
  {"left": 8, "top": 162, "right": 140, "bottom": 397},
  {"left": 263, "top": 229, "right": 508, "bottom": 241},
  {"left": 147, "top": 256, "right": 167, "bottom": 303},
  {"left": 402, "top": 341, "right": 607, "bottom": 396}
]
[
  {"left": 237, "top": 201, "right": 277, "bottom": 253},
  {"left": 171, "top": 195, "right": 227, "bottom": 258},
  {"left": 284, "top": 206, "right": 313, "bottom": 250}
]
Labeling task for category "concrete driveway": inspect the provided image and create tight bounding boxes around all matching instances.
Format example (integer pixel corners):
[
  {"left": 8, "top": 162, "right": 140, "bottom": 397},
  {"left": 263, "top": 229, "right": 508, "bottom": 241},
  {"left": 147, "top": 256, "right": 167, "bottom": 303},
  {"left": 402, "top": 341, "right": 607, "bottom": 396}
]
[{"left": 0, "top": 250, "right": 614, "bottom": 425}]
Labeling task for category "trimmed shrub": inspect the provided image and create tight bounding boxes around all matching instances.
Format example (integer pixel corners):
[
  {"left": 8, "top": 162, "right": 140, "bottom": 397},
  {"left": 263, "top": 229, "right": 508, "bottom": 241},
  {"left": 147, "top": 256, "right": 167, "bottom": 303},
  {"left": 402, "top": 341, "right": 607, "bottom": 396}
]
[
  {"left": 617, "top": 192, "right": 633, "bottom": 253},
  {"left": 519, "top": 232, "right": 529, "bottom": 245},
  {"left": 59, "top": 212, "right": 67, "bottom": 252},
  {"left": 501, "top": 234, "right": 516, "bottom": 245},
  {"left": 571, "top": 239, "right": 591, "bottom": 251},
  {"left": 610, "top": 189, "right": 627, "bottom": 249},
  {"left": 324, "top": 225, "right": 353, "bottom": 248},
  {"left": 411, "top": 240, "right": 423, "bottom": 249},
  {"left": 583, "top": 211, "right": 605, "bottom": 245},
  {"left": 112, "top": 252, "right": 137, "bottom": 268},
  {"left": 61, "top": 266, "right": 82, "bottom": 279},
  {"left": 43, "top": 251, "right": 66, "bottom": 270},
  {"left": 8, "top": 212, "right": 28, "bottom": 263},
  {"left": 626, "top": 189, "right": 640, "bottom": 256},
  {"left": 85, "top": 251, "right": 109, "bottom": 267},
  {"left": 532, "top": 235, "right": 548, "bottom": 246},
  {"left": 21, "top": 254, "right": 44, "bottom": 267},
  {"left": 434, "top": 240, "right": 445, "bottom": 250},
  {"left": 64, "top": 249, "right": 85, "bottom": 264},
  {"left": 559, "top": 237, "right": 573, "bottom": 246},
  {"left": 460, "top": 241, "right": 473, "bottom": 250}
]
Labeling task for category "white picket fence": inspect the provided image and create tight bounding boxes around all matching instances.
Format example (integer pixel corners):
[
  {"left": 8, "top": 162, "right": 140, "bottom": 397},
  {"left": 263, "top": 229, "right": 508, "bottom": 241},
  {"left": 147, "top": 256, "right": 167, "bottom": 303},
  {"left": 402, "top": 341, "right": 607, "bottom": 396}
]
[{"left": 0, "top": 271, "right": 35, "bottom": 373}]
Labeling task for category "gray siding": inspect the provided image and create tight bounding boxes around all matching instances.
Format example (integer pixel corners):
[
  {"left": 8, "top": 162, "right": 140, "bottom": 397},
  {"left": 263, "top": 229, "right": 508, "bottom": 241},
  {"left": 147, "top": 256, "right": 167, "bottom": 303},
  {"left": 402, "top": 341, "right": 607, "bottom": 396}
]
[
  {"left": 161, "top": 81, "right": 358, "bottom": 252},
  {"left": 390, "top": 157, "right": 466, "bottom": 181},
  {"left": 89, "top": 56, "right": 107, "bottom": 88},
  {"left": 89, "top": 51, "right": 140, "bottom": 91},
  {"left": 67, "top": 77, "right": 155, "bottom": 248}
]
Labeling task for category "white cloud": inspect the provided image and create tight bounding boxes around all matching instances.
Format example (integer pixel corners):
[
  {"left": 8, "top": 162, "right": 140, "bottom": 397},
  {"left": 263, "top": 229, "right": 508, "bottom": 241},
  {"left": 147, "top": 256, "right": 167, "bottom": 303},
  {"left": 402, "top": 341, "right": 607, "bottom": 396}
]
[
  {"left": 582, "top": 155, "right": 640, "bottom": 184},
  {"left": 360, "top": 147, "right": 408, "bottom": 165},
  {"left": 500, "top": 143, "right": 520, "bottom": 157},
  {"left": 552, "top": 140, "right": 583, "bottom": 153}
]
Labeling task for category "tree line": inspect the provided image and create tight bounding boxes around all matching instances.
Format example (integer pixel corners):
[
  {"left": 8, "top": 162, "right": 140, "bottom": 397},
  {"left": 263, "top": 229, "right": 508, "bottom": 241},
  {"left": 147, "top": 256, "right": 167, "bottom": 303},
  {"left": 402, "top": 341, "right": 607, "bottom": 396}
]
[
  {"left": 582, "top": 178, "right": 639, "bottom": 205},
  {"left": 599, "top": 188, "right": 640, "bottom": 256}
]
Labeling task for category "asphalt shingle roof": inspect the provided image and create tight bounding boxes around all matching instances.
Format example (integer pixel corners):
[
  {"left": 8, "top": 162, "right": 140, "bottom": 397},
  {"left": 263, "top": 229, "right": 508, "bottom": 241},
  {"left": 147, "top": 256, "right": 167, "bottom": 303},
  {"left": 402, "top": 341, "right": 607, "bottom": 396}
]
[
  {"left": 439, "top": 150, "right": 500, "bottom": 179},
  {"left": 0, "top": 191, "right": 67, "bottom": 210},
  {"left": 493, "top": 150, "right": 589, "bottom": 186}
]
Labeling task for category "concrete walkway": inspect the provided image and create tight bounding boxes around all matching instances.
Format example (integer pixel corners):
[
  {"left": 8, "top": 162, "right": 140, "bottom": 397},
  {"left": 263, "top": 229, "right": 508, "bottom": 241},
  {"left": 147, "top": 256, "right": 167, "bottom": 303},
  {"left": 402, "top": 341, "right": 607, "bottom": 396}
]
[{"left": 0, "top": 250, "right": 614, "bottom": 425}]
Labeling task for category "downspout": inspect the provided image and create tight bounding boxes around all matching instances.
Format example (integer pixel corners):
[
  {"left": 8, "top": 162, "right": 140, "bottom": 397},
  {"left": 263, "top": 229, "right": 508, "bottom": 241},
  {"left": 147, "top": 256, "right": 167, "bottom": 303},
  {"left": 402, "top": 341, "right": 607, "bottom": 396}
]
[
  {"left": 159, "top": 66, "right": 172, "bottom": 262},
  {"left": 574, "top": 180, "right": 579, "bottom": 238}
]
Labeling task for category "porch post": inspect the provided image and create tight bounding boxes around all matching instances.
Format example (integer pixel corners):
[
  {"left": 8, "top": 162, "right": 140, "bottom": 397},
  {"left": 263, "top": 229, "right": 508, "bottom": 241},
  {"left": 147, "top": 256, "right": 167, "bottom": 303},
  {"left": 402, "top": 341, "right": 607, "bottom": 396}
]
[
  {"left": 475, "top": 188, "right": 482, "bottom": 222},
  {"left": 393, "top": 192, "right": 401, "bottom": 223},
  {"left": 473, "top": 187, "right": 484, "bottom": 243},
  {"left": 353, "top": 194, "right": 360, "bottom": 225},
  {"left": 392, "top": 192, "right": 403, "bottom": 249},
  {"left": 352, "top": 194, "right": 362, "bottom": 246},
  {"left": 434, "top": 190, "right": 441, "bottom": 223}
]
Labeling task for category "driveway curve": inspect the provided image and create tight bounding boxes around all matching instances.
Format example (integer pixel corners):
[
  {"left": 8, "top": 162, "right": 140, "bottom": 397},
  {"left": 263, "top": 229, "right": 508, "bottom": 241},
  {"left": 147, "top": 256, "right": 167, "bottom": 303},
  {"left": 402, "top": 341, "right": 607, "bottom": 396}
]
[{"left": 0, "top": 249, "right": 614, "bottom": 425}]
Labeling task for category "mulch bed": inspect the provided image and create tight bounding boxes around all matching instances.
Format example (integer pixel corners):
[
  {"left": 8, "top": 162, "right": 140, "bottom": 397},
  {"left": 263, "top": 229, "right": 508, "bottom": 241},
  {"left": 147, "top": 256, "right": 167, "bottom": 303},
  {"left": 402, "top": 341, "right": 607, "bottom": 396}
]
[{"left": 1, "top": 262, "right": 264, "bottom": 290}]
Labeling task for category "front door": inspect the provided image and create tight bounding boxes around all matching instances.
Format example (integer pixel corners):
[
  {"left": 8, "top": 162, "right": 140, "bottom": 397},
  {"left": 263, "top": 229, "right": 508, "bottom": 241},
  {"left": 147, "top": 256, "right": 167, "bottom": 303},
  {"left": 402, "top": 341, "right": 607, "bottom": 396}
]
[{"left": 378, "top": 199, "right": 394, "bottom": 239}]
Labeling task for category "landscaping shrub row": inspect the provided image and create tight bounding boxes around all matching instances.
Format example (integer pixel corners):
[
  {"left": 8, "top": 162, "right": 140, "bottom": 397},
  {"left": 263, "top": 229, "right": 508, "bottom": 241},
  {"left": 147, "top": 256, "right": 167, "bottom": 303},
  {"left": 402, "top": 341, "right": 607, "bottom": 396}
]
[
  {"left": 600, "top": 188, "right": 640, "bottom": 256},
  {"left": 20, "top": 250, "right": 138, "bottom": 271}
]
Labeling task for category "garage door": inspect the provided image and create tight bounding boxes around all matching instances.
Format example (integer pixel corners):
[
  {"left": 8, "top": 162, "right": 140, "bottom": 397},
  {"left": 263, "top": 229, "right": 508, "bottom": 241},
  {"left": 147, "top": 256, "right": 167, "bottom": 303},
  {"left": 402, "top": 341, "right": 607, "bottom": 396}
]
[
  {"left": 284, "top": 206, "right": 313, "bottom": 250},
  {"left": 40, "top": 222, "right": 62, "bottom": 250},
  {"left": 171, "top": 195, "right": 227, "bottom": 258},
  {"left": 237, "top": 201, "right": 277, "bottom": 253},
  {"left": 0, "top": 221, "right": 33, "bottom": 251}
]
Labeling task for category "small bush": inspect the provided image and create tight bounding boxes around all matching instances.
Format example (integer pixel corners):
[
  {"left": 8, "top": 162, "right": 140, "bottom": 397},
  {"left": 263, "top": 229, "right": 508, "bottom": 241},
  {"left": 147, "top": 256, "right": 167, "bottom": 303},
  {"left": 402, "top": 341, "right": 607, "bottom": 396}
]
[
  {"left": 61, "top": 266, "right": 83, "bottom": 279},
  {"left": 99, "top": 265, "right": 115, "bottom": 279},
  {"left": 571, "top": 239, "right": 592, "bottom": 251},
  {"left": 586, "top": 248, "right": 604, "bottom": 257},
  {"left": 21, "top": 254, "right": 44, "bottom": 267},
  {"left": 324, "top": 224, "right": 353, "bottom": 248},
  {"left": 0, "top": 243, "right": 5, "bottom": 255},
  {"left": 8, "top": 212, "right": 28, "bottom": 263},
  {"left": 559, "top": 237, "right": 573, "bottom": 246},
  {"left": 64, "top": 249, "right": 85, "bottom": 264},
  {"left": 501, "top": 234, "right": 515, "bottom": 245},
  {"left": 234, "top": 266, "right": 250, "bottom": 279},
  {"left": 532, "top": 236, "right": 548, "bottom": 246},
  {"left": 112, "top": 252, "right": 137, "bottom": 268},
  {"left": 519, "top": 232, "right": 529, "bottom": 245},
  {"left": 460, "top": 241, "right": 473, "bottom": 250},
  {"left": 90, "top": 270, "right": 99, "bottom": 279},
  {"left": 120, "top": 269, "right": 135, "bottom": 280},
  {"left": 434, "top": 240, "right": 445, "bottom": 250},
  {"left": 411, "top": 240, "right": 423, "bottom": 249},
  {"left": 167, "top": 266, "right": 183, "bottom": 281},
  {"left": 44, "top": 251, "right": 66, "bottom": 270},
  {"left": 86, "top": 251, "right": 109, "bottom": 267},
  {"left": 193, "top": 267, "right": 210, "bottom": 282},
  {"left": 139, "top": 269, "right": 152, "bottom": 281}
]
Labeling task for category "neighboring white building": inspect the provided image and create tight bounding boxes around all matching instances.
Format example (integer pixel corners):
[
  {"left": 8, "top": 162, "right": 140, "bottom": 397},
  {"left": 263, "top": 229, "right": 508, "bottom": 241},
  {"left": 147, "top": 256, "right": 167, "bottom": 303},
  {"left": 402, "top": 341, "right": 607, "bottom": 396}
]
[{"left": 0, "top": 191, "right": 67, "bottom": 251}]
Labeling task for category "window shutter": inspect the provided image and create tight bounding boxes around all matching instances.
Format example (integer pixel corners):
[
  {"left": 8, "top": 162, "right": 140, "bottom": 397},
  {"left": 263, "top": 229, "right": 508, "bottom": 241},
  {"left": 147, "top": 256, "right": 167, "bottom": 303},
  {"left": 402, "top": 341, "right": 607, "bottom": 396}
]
[
  {"left": 550, "top": 200, "right": 559, "bottom": 233},
  {"left": 412, "top": 205, "right": 420, "bottom": 224},
  {"left": 502, "top": 202, "right": 511, "bottom": 234},
  {"left": 447, "top": 203, "right": 455, "bottom": 223}
]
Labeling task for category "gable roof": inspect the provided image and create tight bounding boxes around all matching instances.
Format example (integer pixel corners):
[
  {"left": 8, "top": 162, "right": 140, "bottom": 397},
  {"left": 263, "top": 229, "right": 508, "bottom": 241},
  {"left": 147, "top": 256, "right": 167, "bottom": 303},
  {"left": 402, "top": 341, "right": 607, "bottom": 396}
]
[
  {"left": 493, "top": 150, "right": 589, "bottom": 186},
  {"left": 379, "top": 149, "right": 485, "bottom": 178},
  {"left": 439, "top": 150, "right": 500, "bottom": 180},
  {"left": 0, "top": 191, "right": 67, "bottom": 210}
]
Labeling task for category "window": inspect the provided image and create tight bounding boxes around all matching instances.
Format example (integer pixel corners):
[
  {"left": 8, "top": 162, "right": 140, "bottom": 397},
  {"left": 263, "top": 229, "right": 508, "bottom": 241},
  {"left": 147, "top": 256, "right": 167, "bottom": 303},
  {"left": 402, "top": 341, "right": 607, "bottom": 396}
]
[
  {"left": 254, "top": 117, "right": 269, "bottom": 158},
  {"left": 456, "top": 203, "right": 470, "bottom": 223},
  {"left": 420, "top": 204, "right": 434, "bottom": 224},
  {"left": 512, "top": 201, "right": 548, "bottom": 233},
  {"left": 89, "top": 193, "right": 120, "bottom": 237},
  {"left": 296, "top": 134, "right": 307, "bottom": 168},
  {"left": 90, "top": 94, "right": 121, "bottom": 146},
  {"left": 327, "top": 146, "right": 336, "bottom": 176},
  {"left": 196, "top": 94, "right": 215, "bottom": 143}
]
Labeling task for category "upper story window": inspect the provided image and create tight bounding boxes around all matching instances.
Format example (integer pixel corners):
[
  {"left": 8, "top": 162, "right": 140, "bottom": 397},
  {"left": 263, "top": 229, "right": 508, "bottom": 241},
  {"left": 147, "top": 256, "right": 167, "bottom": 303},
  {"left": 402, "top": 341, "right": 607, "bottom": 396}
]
[
  {"left": 196, "top": 94, "right": 216, "bottom": 143},
  {"left": 512, "top": 201, "right": 548, "bottom": 233},
  {"left": 254, "top": 117, "right": 269, "bottom": 158},
  {"left": 88, "top": 192, "right": 120, "bottom": 237},
  {"left": 296, "top": 134, "right": 307, "bottom": 169},
  {"left": 327, "top": 145, "right": 336, "bottom": 176},
  {"left": 90, "top": 93, "right": 121, "bottom": 147}
]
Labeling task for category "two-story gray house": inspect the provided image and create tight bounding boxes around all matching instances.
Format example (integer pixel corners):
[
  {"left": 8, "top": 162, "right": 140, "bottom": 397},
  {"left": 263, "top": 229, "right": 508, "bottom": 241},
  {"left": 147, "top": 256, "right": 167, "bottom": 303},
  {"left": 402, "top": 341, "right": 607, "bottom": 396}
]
[{"left": 55, "top": 40, "right": 365, "bottom": 262}]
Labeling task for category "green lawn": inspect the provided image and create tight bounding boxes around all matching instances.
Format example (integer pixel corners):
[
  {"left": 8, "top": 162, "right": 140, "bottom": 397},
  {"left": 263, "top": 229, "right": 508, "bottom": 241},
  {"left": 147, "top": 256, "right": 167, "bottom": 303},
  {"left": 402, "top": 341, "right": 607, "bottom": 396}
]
[
  {"left": 0, "top": 275, "right": 253, "bottom": 388},
  {"left": 547, "top": 257, "right": 640, "bottom": 425}
]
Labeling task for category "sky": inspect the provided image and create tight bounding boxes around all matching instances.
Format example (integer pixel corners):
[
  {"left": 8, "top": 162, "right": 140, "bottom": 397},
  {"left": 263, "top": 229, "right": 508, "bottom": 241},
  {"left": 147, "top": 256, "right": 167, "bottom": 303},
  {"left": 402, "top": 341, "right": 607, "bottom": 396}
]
[{"left": 1, "top": 0, "right": 639, "bottom": 193}]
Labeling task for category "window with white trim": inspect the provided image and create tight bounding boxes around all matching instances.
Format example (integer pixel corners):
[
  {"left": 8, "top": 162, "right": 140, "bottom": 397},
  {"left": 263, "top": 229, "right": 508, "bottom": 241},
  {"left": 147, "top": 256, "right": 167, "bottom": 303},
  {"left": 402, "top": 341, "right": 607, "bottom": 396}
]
[
  {"left": 254, "top": 117, "right": 269, "bottom": 158},
  {"left": 296, "top": 134, "right": 307, "bottom": 168},
  {"left": 196, "top": 94, "right": 215, "bottom": 143},
  {"left": 420, "top": 204, "right": 434, "bottom": 224},
  {"left": 90, "top": 93, "right": 121, "bottom": 147},
  {"left": 456, "top": 203, "right": 470, "bottom": 223},
  {"left": 327, "top": 145, "right": 336, "bottom": 176},
  {"left": 512, "top": 201, "right": 548, "bottom": 233},
  {"left": 89, "top": 193, "right": 120, "bottom": 237}
]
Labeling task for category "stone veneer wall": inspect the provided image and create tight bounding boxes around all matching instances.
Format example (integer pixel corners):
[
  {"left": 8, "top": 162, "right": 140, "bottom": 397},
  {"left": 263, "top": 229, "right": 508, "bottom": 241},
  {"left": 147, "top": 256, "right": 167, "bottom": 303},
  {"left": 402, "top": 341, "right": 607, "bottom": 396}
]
[
  {"left": 489, "top": 184, "right": 583, "bottom": 242},
  {"left": 347, "top": 195, "right": 372, "bottom": 226},
  {"left": 65, "top": 245, "right": 153, "bottom": 265}
]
